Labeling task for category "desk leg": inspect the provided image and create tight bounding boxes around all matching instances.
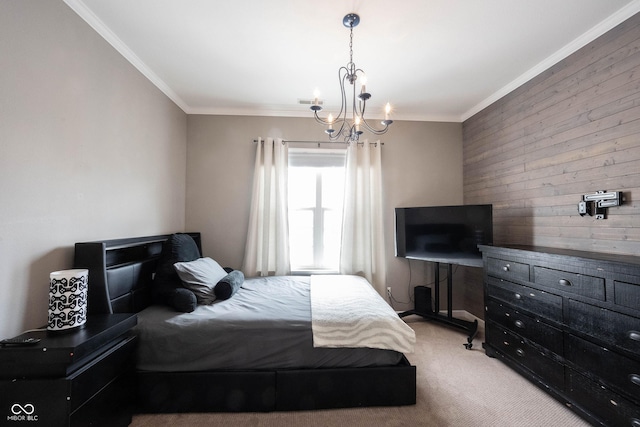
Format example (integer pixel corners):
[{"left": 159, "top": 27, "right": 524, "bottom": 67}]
[
  {"left": 434, "top": 262, "right": 440, "bottom": 314},
  {"left": 447, "top": 263, "right": 453, "bottom": 320}
]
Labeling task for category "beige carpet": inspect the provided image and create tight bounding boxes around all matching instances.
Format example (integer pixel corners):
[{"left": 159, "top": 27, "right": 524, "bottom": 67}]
[{"left": 130, "top": 315, "right": 590, "bottom": 427}]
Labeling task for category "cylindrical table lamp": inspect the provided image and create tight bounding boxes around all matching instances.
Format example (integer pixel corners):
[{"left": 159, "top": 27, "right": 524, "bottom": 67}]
[{"left": 47, "top": 269, "right": 89, "bottom": 332}]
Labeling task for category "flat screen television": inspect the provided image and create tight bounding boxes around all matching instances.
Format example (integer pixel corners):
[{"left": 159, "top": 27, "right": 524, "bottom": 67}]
[{"left": 395, "top": 204, "right": 493, "bottom": 267}]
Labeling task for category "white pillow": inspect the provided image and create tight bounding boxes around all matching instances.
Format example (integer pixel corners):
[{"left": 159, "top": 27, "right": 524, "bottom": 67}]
[{"left": 173, "top": 257, "right": 228, "bottom": 304}]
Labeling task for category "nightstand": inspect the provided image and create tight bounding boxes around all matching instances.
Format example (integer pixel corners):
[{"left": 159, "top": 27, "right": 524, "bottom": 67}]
[{"left": 0, "top": 313, "right": 137, "bottom": 427}]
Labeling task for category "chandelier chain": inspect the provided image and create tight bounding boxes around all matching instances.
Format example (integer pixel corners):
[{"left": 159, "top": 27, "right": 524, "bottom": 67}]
[{"left": 349, "top": 26, "right": 354, "bottom": 68}]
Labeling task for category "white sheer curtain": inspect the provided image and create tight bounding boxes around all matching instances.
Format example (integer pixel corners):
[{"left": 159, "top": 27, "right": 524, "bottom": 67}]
[
  {"left": 242, "top": 137, "right": 290, "bottom": 276},
  {"left": 339, "top": 140, "right": 386, "bottom": 295}
]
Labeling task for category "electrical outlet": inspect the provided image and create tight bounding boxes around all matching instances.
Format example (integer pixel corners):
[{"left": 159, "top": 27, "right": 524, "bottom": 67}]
[{"left": 386, "top": 287, "right": 392, "bottom": 298}]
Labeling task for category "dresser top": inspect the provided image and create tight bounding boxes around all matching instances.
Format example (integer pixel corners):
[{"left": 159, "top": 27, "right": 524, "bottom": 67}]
[{"left": 478, "top": 244, "right": 640, "bottom": 269}]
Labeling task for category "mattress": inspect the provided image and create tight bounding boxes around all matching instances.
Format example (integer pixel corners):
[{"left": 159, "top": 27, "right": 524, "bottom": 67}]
[{"left": 134, "top": 275, "right": 404, "bottom": 372}]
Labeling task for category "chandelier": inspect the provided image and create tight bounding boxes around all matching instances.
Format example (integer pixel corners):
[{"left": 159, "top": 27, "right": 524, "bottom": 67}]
[{"left": 310, "top": 13, "right": 393, "bottom": 143}]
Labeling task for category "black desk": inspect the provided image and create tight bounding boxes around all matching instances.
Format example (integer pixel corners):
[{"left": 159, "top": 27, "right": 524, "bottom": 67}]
[
  {"left": 399, "top": 261, "right": 479, "bottom": 349},
  {"left": 0, "top": 313, "right": 137, "bottom": 427}
]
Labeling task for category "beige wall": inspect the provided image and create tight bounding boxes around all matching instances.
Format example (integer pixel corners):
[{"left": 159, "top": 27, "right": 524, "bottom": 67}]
[
  {"left": 186, "top": 115, "right": 464, "bottom": 313},
  {"left": 0, "top": 1, "right": 187, "bottom": 338}
]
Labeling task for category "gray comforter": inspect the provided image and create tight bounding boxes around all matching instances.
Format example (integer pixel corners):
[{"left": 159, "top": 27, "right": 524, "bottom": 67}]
[{"left": 134, "top": 275, "right": 404, "bottom": 371}]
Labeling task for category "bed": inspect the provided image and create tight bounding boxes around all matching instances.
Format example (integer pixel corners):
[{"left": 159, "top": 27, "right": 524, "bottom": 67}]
[{"left": 73, "top": 232, "right": 416, "bottom": 413}]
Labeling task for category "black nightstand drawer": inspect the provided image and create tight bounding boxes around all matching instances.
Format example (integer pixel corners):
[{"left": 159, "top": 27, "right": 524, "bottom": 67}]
[
  {"left": 486, "top": 324, "right": 564, "bottom": 388},
  {"left": 69, "top": 334, "right": 136, "bottom": 412},
  {"left": 567, "top": 300, "right": 640, "bottom": 355},
  {"left": 565, "top": 333, "right": 640, "bottom": 403},
  {"left": 533, "top": 266, "right": 605, "bottom": 301},
  {"left": 70, "top": 373, "right": 133, "bottom": 427},
  {"left": 486, "top": 257, "right": 529, "bottom": 282},
  {"left": 487, "top": 281, "right": 563, "bottom": 323},
  {"left": 0, "top": 335, "right": 136, "bottom": 427},
  {"left": 566, "top": 369, "right": 640, "bottom": 427},
  {"left": 485, "top": 298, "right": 563, "bottom": 355}
]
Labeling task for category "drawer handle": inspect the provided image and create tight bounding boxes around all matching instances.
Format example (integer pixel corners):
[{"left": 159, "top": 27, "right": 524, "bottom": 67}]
[
  {"left": 514, "top": 319, "right": 525, "bottom": 329},
  {"left": 502, "top": 264, "right": 510, "bottom": 272},
  {"left": 558, "top": 279, "right": 572, "bottom": 287},
  {"left": 628, "top": 331, "right": 640, "bottom": 342},
  {"left": 514, "top": 293, "right": 522, "bottom": 300},
  {"left": 516, "top": 348, "right": 525, "bottom": 357},
  {"left": 630, "top": 374, "right": 640, "bottom": 387}
]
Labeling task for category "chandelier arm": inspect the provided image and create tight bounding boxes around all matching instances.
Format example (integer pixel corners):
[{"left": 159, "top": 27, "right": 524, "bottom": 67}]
[
  {"left": 360, "top": 121, "right": 390, "bottom": 135},
  {"left": 358, "top": 94, "right": 392, "bottom": 135},
  {"left": 313, "top": 110, "right": 330, "bottom": 125},
  {"left": 320, "top": 68, "right": 351, "bottom": 141},
  {"left": 313, "top": 110, "right": 351, "bottom": 142},
  {"left": 359, "top": 112, "right": 390, "bottom": 134},
  {"left": 351, "top": 75, "right": 359, "bottom": 122},
  {"left": 337, "top": 66, "right": 349, "bottom": 122},
  {"left": 333, "top": 118, "right": 349, "bottom": 141},
  {"left": 358, "top": 95, "right": 366, "bottom": 119}
]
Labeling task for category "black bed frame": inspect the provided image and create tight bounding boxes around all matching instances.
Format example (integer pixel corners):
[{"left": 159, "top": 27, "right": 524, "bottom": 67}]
[{"left": 73, "top": 233, "right": 416, "bottom": 413}]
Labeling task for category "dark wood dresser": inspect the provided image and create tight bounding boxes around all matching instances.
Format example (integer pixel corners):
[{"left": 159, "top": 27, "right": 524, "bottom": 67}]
[{"left": 479, "top": 245, "right": 640, "bottom": 427}]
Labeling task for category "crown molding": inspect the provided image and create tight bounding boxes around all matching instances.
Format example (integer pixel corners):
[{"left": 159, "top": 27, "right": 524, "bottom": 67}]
[
  {"left": 63, "top": 0, "right": 190, "bottom": 113},
  {"left": 461, "top": 0, "right": 640, "bottom": 122}
]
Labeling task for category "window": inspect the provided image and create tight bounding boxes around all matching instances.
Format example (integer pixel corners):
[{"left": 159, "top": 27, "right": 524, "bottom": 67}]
[{"left": 288, "top": 148, "right": 346, "bottom": 273}]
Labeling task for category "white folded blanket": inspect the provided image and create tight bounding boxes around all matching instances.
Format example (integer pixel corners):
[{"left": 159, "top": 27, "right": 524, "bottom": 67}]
[{"left": 310, "top": 275, "right": 415, "bottom": 354}]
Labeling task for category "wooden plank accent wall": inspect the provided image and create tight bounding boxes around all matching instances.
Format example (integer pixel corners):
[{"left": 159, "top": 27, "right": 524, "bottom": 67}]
[{"left": 461, "top": 13, "right": 640, "bottom": 319}]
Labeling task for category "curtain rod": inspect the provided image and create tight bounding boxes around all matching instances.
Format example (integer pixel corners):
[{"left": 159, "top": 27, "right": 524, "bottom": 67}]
[{"left": 252, "top": 139, "right": 383, "bottom": 146}]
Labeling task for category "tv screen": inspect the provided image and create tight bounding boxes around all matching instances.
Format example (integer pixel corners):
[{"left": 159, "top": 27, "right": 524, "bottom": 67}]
[{"left": 395, "top": 204, "right": 493, "bottom": 267}]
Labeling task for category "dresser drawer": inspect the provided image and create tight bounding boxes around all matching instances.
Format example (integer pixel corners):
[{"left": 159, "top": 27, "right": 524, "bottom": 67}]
[
  {"left": 615, "top": 279, "right": 640, "bottom": 311},
  {"left": 486, "top": 324, "right": 564, "bottom": 388},
  {"left": 486, "top": 257, "right": 529, "bottom": 282},
  {"left": 487, "top": 282, "right": 563, "bottom": 323},
  {"left": 567, "top": 300, "right": 640, "bottom": 355},
  {"left": 486, "top": 298, "right": 563, "bottom": 355},
  {"left": 533, "top": 266, "right": 605, "bottom": 301},
  {"left": 565, "top": 334, "right": 640, "bottom": 403},
  {"left": 566, "top": 369, "right": 640, "bottom": 427}
]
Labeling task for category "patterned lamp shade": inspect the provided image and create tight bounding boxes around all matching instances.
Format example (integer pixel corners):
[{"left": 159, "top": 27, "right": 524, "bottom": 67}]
[{"left": 47, "top": 269, "right": 88, "bottom": 332}]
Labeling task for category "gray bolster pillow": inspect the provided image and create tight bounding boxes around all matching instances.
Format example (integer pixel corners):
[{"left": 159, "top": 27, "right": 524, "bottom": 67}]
[{"left": 214, "top": 270, "right": 244, "bottom": 300}]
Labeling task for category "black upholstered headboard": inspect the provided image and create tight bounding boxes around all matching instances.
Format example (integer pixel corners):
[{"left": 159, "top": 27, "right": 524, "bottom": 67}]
[{"left": 73, "top": 233, "right": 202, "bottom": 314}]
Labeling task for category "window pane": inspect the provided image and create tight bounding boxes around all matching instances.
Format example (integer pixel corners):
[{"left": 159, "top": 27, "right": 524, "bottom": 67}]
[
  {"left": 323, "top": 209, "right": 342, "bottom": 268},
  {"left": 289, "top": 210, "right": 314, "bottom": 269},
  {"left": 288, "top": 167, "right": 316, "bottom": 209},
  {"left": 322, "top": 168, "right": 345, "bottom": 209}
]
